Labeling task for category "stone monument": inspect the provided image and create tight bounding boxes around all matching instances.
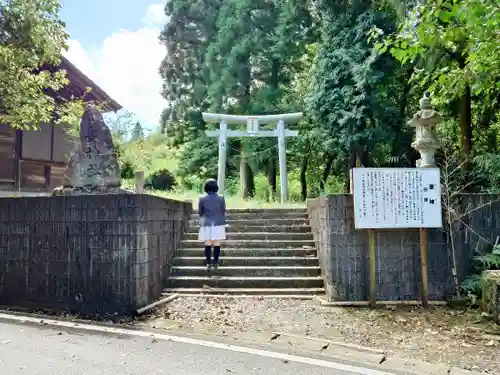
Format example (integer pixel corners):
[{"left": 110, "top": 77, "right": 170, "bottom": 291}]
[
  {"left": 408, "top": 92, "right": 442, "bottom": 168},
  {"left": 51, "top": 104, "right": 129, "bottom": 196}
]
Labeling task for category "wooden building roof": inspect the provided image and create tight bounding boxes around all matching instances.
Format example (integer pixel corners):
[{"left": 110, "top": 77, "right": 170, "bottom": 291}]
[
  {"left": 59, "top": 56, "right": 122, "bottom": 112},
  {"left": 0, "top": 56, "right": 122, "bottom": 115},
  {"left": 49, "top": 56, "right": 122, "bottom": 113}
]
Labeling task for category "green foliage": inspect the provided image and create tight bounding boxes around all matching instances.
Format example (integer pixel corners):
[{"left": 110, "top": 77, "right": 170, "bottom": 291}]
[
  {"left": 159, "top": 0, "right": 221, "bottom": 144},
  {"left": 379, "top": 0, "right": 500, "bottom": 102},
  {"left": 131, "top": 122, "right": 144, "bottom": 141},
  {"left": 154, "top": 0, "right": 500, "bottom": 204},
  {"left": 120, "top": 160, "right": 135, "bottom": 180},
  {"left": 0, "top": 0, "right": 81, "bottom": 129},
  {"left": 176, "top": 136, "right": 219, "bottom": 181},
  {"left": 474, "top": 154, "right": 500, "bottom": 193},
  {"left": 307, "top": 3, "right": 407, "bottom": 176},
  {"left": 461, "top": 245, "right": 500, "bottom": 297},
  {"left": 145, "top": 169, "right": 177, "bottom": 191}
]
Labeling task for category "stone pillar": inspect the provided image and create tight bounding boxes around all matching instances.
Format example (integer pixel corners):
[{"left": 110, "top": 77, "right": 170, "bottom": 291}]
[
  {"left": 135, "top": 171, "right": 145, "bottom": 194},
  {"left": 482, "top": 270, "right": 500, "bottom": 323},
  {"left": 408, "top": 93, "right": 442, "bottom": 167}
]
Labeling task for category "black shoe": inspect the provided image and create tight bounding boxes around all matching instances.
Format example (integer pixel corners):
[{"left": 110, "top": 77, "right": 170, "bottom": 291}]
[
  {"left": 213, "top": 262, "right": 219, "bottom": 270},
  {"left": 205, "top": 261, "right": 211, "bottom": 271}
]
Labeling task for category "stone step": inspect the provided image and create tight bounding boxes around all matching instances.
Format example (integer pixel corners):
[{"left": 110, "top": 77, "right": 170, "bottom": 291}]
[
  {"left": 179, "top": 240, "right": 314, "bottom": 249},
  {"left": 190, "top": 211, "right": 308, "bottom": 220},
  {"left": 187, "top": 225, "right": 312, "bottom": 233},
  {"left": 176, "top": 248, "right": 317, "bottom": 257},
  {"left": 162, "top": 294, "right": 319, "bottom": 299},
  {"left": 161, "top": 287, "right": 325, "bottom": 296},
  {"left": 167, "top": 276, "right": 324, "bottom": 289},
  {"left": 173, "top": 256, "right": 319, "bottom": 266},
  {"left": 184, "top": 232, "right": 313, "bottom": 241},
  {"left": 194, "top": 209, "right": 307, "bottom": 214},
  {"left": 188, "top": 218, "right": 309, "bottom": 227},
  {"left": 171, "top": 266, "right": 321, "bottom": 277}
]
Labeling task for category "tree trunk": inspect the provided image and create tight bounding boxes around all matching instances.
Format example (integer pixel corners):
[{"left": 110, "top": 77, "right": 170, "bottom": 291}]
[
  {"left": 459, "top": 85, "right": 473, "bottom": 166},
  {"left": 237, "top": 52, "right": 254, "bottom": 198},
  {"left": 320, "top": 155, "right": 334, "bottom": 193},
  {"left": 266, "top": 157, "right": 277, "bottom": 201},
  {"left": 345, "top": 149, "right": 366, "bottom": 192},
  {"left": 391, "top": 67, "right": 414, "bottom": 163},
  {"left": 453, "top": 48, "right": 473, "bottom": 169},
  {"left": 399, "top": 66, "right": 413, "bottom": 120},
  {"left": 478, "top": 92, "right": 500, "bottom": 153},
  {"left": 239, "top": 147, "right": 254, "bottom": 199},
  {"left": 270, "top": 58, "right": 280, "bottom": 90},
  {"left": 300, "top": 156, "right": 309, "bottom": 201}
]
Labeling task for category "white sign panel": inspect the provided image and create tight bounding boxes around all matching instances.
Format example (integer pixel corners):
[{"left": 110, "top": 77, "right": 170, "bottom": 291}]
[
  {"left": 247, "top": 117, "right": 259, "bottom": 134},
  {"left": 352, "top": 168, "right": 442, "bottom": 229}
]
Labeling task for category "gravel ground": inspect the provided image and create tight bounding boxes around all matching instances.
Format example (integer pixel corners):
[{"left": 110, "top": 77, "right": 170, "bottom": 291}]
[{"left": 141, "top": 297, "right": 500, "bottom": 374}]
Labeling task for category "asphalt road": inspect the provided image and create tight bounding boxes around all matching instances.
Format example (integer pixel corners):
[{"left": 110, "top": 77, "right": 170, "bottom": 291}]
[{"left": 0, "top": 320, "right": 394, "bottom": 375}]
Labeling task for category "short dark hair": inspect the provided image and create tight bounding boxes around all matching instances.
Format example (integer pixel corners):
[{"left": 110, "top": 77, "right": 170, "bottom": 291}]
[{"left": 204, "top": 179, "right": 219, "bottom": 193}]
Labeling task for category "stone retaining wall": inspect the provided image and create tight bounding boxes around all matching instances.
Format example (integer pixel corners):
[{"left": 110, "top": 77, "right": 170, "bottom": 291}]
[
  {"left": 0, "top": 194, "right": 191, "bottom": 313},
  {"left": 308, "top": 194, "right": 500, "bottom": 301}
]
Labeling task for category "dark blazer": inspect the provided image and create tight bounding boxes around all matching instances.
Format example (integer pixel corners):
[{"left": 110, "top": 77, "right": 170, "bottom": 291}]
[{"left": 198, "top": 193, "right": 226, "bottom": 227}]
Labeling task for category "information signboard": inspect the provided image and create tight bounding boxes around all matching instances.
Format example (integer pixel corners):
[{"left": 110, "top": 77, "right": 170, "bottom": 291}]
[{"left": 352, "top": 168, "right": 442, "bottom": 229}]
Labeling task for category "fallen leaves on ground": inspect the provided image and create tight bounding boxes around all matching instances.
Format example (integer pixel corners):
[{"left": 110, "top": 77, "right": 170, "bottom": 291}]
[{"left": 146, "top": 297, "right": 500, "bottom": 374}]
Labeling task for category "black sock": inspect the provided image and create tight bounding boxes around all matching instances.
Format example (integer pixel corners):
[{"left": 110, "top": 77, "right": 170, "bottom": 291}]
[
  {"left": 213, "top": 246, "right": 221, "bottom": 264},
  {"left": 204, "top": 246, "right": 212, "bottom": 264}
]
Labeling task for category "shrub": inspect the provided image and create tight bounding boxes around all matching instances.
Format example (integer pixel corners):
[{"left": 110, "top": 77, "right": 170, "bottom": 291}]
[
  {"left": 461, "top": 245, "right": 500, "bottom": 298},
  {"left": 120, "top": 160, "right": 135, "bottom": 179},
  {"left": 146, "top": 169, "right": 177, "bottom": 191}
]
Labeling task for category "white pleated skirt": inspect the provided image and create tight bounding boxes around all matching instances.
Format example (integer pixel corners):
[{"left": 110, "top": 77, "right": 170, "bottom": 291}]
[{"left": 199, "top": 225, "right": 226, "bottom": 242}]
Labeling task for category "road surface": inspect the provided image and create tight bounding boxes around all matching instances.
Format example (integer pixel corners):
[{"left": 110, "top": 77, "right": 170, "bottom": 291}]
[{"left": 0, "top": 318, "right": 396, "bottom": 375}]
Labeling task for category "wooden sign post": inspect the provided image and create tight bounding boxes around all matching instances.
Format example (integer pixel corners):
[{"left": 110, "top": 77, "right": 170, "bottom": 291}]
[
  {"left": 351, "top": 167, "right": 443, "bottom": 308},
  {"left": 202, "top": 113, "right": 302, "bottom": 203},
  {"left": 409, "top": 93, "right": 443, "bottom": 309}
]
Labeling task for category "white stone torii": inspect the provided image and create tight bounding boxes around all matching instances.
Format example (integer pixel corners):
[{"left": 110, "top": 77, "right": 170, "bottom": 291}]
[{"left": 202, "top": 112, "right": 303, "bottom": 204}]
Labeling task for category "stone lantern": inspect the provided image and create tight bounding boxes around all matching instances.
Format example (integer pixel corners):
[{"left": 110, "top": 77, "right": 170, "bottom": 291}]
[{"left": 408, "top": 93, "right": 442, "bottom": 168}]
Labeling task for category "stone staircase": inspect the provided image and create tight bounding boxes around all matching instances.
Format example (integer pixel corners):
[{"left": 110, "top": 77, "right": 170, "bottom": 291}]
[{"left": 163, "top": 208, "right": 325, "bottom": 298}]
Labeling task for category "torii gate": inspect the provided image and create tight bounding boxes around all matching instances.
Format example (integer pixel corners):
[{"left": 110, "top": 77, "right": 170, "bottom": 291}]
[{"left": 202, "top": 113, "right": 303, "bottom": 203}]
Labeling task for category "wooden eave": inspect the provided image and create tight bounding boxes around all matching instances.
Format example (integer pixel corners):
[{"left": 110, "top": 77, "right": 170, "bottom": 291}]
[
  {"left": 0, "top": 57, "right": 122, "bottom": 115},
  {"left": 58, "top": 56, "right": 122, "bottom": 112}
]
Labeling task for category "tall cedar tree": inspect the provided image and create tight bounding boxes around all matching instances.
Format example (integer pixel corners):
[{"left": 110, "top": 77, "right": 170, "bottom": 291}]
[{"left": 307, "top": 1, "right": 405, "bottom": 189}]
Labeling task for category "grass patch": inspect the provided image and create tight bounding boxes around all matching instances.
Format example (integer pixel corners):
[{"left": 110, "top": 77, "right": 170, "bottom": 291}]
[{"left": 146, "top": 188, "right": 306, "bottom": 209}]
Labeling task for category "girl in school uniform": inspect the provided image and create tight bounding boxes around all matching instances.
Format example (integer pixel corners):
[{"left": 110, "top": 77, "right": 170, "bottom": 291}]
[{"left": 198, "top": 179, "right": 227, "bottom": 270}]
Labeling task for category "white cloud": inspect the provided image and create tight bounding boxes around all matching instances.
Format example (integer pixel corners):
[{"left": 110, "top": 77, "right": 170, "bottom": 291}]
[
  {"left": 63, "top": 4, "right": 168, "bottom": 129},
  {"left": 142, "top": 3, "right": 168, "bottom": 26}
]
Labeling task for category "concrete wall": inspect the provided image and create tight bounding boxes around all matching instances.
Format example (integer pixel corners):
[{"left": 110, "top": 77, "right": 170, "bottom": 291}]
[
  {"left": 0, "top": 194, "right": 191, "bottom": 313},
  {"left": 307, "top": 194, "right": 499, "bottom": 301}
]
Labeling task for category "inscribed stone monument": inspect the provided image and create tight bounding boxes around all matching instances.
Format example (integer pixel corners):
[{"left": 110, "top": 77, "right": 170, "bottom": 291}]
[{"left": 51, "top": 104, "right": 128, "bottom": 195}]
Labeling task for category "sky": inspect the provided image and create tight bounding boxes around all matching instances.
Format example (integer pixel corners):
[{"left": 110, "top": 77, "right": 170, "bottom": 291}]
[{"left": 60, "top": 1, "right": 169, "bottom": 130}]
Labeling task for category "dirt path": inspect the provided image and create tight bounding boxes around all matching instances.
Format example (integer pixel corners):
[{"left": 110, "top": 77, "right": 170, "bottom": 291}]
[{"left": 138, "top": 297, "right": 500, "bottom": 374}]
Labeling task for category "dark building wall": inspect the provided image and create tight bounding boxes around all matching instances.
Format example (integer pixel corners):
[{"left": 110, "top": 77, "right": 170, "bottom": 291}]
[
  {"left": 0, "top": 122, "right": 76, "bottom": 193},
  {"left": 451, "top": 194, "right": 500, "bottom": 283},
  {"left": 0, "top": 194, "right": 191, "bottom": 313},
  {"left": 307, "top": 194, "right": 498, "bottom": 301},
  {"left": 0, "top": 124, "right": 15, "bottom": 188}
]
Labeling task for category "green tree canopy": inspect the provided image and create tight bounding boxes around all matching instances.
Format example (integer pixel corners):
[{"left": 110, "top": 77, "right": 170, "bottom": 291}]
[{"left": 0, "top": 0, "right": 81, "bottom": 129}]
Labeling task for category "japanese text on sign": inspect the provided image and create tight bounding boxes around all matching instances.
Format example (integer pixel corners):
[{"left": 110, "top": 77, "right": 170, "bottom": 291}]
[
  {"left": 352, "top": 168, "right": 442, "bottom": 229},
  {"left": 247, "top": 118, "right": 259, "bottom": 134}
]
